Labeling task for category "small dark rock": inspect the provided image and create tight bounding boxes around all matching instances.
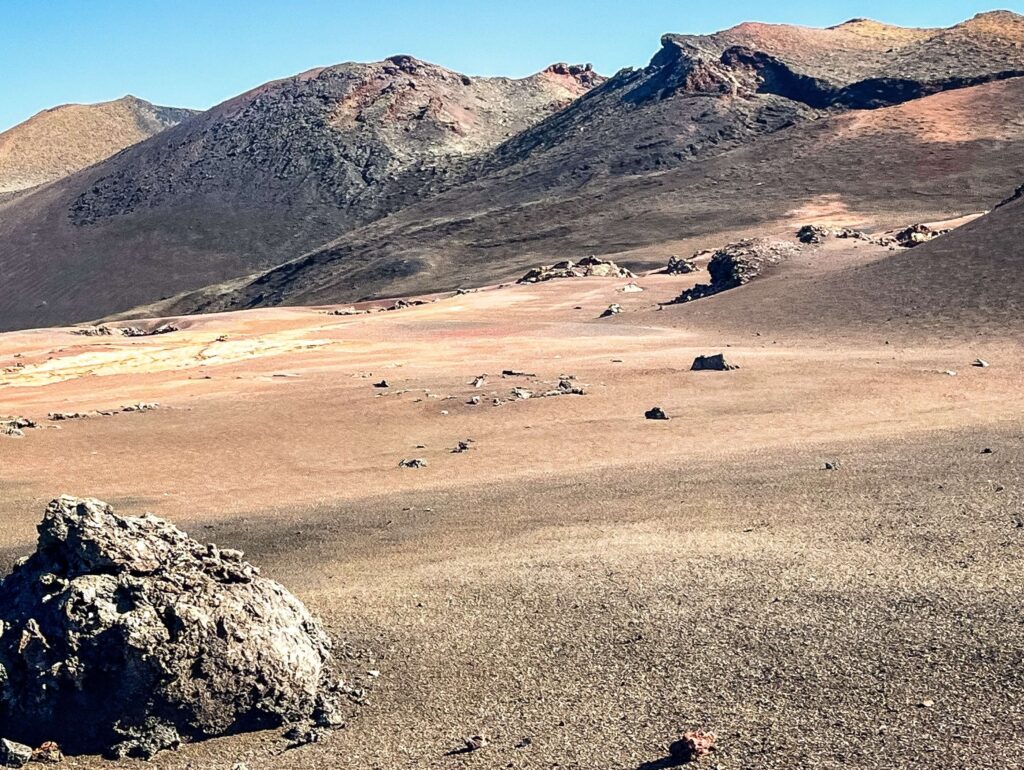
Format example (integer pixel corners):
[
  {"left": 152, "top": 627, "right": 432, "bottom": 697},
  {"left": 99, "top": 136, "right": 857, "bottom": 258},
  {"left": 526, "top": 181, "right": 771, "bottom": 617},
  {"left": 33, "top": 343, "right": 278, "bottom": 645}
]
[
  {"left": 669, "top": 730, "right": 716, "bottom": 763},
  {"left": 691, "top": 353, "right": 738, "bottom": 371},
  {"left": 645, "top": 407, "right": 669, "bottom": 421}
]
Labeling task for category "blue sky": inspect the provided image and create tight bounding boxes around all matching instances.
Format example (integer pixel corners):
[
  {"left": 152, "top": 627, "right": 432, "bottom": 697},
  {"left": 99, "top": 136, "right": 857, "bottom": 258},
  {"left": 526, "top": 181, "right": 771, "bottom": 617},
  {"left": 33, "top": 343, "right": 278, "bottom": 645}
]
[{"left": 2, "top": 0, "right": 1020, "bottom": 131}]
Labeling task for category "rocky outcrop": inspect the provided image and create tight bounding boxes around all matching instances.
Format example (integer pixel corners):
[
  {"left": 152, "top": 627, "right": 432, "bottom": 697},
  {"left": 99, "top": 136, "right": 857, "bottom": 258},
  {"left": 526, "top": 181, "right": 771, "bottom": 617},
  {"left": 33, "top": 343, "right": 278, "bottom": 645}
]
[
  {"left": 796, "top": 224, "right": 872, "bottom": 244},
  {"left": 893, "top": 223, "right": 950, "bottom": 247},
  {"left": 670, "top": 239, "right": 799, "bottom": 303},
  {"left": 0, "top": 497, "right": 342, "bottom": 758},
  {"left": 518, "top": 256, "right": 635, "bottom": 283},
  {"left": 665, "top": 255, "right": 698, "bottom": 274}
]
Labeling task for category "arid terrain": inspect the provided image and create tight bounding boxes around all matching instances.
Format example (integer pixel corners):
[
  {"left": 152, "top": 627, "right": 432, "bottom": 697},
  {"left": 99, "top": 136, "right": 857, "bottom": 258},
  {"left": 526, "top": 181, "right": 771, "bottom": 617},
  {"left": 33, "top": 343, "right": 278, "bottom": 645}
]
[
  {"left": 1, "top": 9, "right": 1023, "bottom": 770},
  {"left": 2, "top": 213, "right": 1022, "bottom": 767}
]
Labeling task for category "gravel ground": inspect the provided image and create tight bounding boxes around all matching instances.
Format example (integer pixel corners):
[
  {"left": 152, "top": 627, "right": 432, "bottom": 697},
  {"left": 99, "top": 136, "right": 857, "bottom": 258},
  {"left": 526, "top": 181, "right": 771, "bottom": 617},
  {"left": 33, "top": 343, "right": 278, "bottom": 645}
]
[{"left": 47, "top": 424, "right": 1023, "bottom": 770}]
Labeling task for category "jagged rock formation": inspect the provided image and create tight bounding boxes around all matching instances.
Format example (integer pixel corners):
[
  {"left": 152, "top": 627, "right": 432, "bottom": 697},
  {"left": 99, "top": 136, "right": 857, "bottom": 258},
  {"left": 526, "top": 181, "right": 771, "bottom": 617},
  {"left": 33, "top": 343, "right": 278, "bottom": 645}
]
[
  {"left": 517, "top": 256, "right": 634, "bottom": 283},
  {"left": 671, "top": 239, "right": 800, "bottom": 303},
  {"left": 0, "top": 497, "right": 341, "bottom": 758},
  {"left": 892, "top": 223, "right": 951, "bottom": 247},
  {"left": 665, "top": 255, "right": 699, "bottom": 274},
  {"left": 0, "top": 96, "right": 196, "bottom": 194}
]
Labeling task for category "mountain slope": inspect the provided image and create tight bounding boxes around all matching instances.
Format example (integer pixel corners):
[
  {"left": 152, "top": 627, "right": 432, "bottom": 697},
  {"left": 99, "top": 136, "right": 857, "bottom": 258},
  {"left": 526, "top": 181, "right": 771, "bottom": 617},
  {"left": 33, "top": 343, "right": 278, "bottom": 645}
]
[
  {"left": 0, "top": 60, "right": 600, "bottom": 331},
  {"left": 0, "top": 96, "right": 196, "bottom": 194},
  {"left": 3, "top": 12, "right": 1024, "bottom": 331},
  {"left": 149, "top": 19, "right": 1024, "bottom": 317}
]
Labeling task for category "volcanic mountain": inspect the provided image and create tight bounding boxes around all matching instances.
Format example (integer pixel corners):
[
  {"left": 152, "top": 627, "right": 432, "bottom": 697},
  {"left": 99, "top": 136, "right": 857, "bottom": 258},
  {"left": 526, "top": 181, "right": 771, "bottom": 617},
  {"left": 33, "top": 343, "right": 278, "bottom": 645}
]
[
  {"left": 0, "top": 95, "right": 196, "bottom": 195},
  {"left": 2, "top": 11, "right": 1023, "bottom": 331},
  {"left": 0, "top": 60, "right": 600, "bottom": 331},
  {"left": 140, "top": 12, "right": 1024, "bottom": 318}
]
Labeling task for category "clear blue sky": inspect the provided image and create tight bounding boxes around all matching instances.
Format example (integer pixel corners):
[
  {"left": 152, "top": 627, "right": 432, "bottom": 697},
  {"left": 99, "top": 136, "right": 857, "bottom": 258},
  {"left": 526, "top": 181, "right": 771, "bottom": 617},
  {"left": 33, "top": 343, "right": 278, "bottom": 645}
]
[{"left": 2, "top": 0, "right": 1020, "bottom": 131}]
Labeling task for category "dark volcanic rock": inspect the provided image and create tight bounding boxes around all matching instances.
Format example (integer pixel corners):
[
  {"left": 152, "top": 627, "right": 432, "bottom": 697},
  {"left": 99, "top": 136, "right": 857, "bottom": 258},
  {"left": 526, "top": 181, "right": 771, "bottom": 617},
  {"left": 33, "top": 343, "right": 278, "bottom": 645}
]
[
  {"left": 665, "top": 255, "right": 698, "bottom": 274},
  {"left": 0, "top": 497, "right": 339, "bottom": 758},
  {"left": 671, "top": 239, "right": 799, "bottom": 303},
  {"left": 691, "top": 353, "right": 738, "bottom": 371},
  {"left": 893, "top": 223, "right": 950, "bottom": 247},
  {"left": 645, "top": 407, "right": 670, "bottom": 420}
]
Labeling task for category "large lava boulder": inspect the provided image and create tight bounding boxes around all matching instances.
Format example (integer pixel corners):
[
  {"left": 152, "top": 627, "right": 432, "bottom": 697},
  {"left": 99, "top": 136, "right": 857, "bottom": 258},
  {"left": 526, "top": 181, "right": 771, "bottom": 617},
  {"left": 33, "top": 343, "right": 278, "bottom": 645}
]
[
  {"left": 0, "top": 496, "right": 338, "bottom": 758},
  {"left": 670, "top": 239, "right": 799, "bottom": 303}
]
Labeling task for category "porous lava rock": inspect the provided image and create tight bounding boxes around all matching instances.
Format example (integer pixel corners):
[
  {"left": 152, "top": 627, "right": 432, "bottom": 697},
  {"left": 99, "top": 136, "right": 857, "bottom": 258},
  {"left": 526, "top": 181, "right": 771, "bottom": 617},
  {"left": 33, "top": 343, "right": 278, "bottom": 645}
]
[
  {"left": 670, "top": 239, "right": 799, "bottom": 303},
  {"left": 0, "top": 497, "right": 338, "bottom": 759}
]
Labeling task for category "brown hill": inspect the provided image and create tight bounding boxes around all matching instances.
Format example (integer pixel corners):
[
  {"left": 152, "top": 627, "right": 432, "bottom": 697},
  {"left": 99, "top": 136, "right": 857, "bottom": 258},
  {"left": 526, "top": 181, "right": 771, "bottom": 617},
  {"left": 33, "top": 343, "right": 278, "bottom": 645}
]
[
  {"left": 0, "top": 60, "right": 600, "bottom": 331},
  {"left": 152, "top": 66, "right": 1024, "bottom": 318},
  {"left": 0, "top": 95, "right": 196, "bottom": 194}
]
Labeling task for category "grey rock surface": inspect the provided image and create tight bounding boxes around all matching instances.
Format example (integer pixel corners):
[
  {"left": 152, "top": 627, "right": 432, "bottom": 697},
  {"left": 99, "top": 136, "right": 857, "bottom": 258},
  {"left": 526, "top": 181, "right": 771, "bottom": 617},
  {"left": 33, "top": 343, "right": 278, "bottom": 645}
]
[{"left": 0, "top": 497, "right": 338, "bottom": 758}]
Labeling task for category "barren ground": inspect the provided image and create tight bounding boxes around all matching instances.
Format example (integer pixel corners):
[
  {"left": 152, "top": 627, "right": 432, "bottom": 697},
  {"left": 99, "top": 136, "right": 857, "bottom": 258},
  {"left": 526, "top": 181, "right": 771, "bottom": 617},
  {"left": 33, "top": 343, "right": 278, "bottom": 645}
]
[{"left": 1, "top": 243, "right": 1021, "bottom": 769}]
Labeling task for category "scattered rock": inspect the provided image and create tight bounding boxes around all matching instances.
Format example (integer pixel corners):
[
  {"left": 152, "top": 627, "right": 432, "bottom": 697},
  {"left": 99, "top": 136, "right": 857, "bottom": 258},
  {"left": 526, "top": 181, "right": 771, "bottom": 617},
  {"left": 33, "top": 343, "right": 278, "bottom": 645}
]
[
  {"left": 0, "top": 497, "right": 340, "bottom": 758},
  {"left": 47, "top": 411, "right": 89, "bottom": 421},
  {"left": 0, "top": 417, "right": 36, "bottom": 439},
  {"left": 665, "top": 255, "right": 698, "bottom": 274},
  {"left": 452, "top": 440, "right": 473, "bottom": 454},
  {"left": 555, "top": 377, "right": 586, "bottom": 396},
  {"left": 691, "top": 353, "right": 738, "bottom": 371},
  {"left": 972, "top": 358, "right": 989, "bottom": 368},
  {"left": 467, "top": 396, "right": 481, "bottom": 405},
  {"left": 669, "top": 730, "right": 716, "bottom": 763},
  {"left": 671, "top": 239, "right": 799, "bottom": 303},
  {"left": 327, "top": 307, "right": 370, "bottom": 316},
  {"left": 121, "top": 402, "right": 159, "bottom": 413},
  {"left": 399, "top": 458, "right": 428, "bottom": 468},
  {"left": 373, "top": 380, "right": 390, "bottom": 388},
  {"left": 30, "top": 742, "right": 63, "bottom": 764},
  {"left": 518, "top": 256, "right": 634, "bottom": 284},
  {"left": 70, "top": 325, "right": 116, "bottom": 337},
  {"left": 386, "top": 299, "right": 427, "bottom": 311},
  {"left": 618, "top": 283, "right": 644, "bottom": 293},
  {"left": 645, "top": 407, "right": 670, "bottom": 420},
  {"left": 464, "top": 735, "right": 489, "bottom": 752},
  {"left": 121, "top": 323, "right": 179, "bottom": 337},
  {"left": 796, "top": 224, "right": 872, "bottom": 244},
  {"left": 822, "top": 460, "right": 842, "bottom": 470},
  {"left": 600, "top": 303, "right": 622, "bottom": 317},
  {"left": 892, "top": 223, "right": 950, "bottom": 248},
  {"left": 283, "top": 725, "right": 326, "bottom": 749},
  {"left": 470, "top": 375, "right": 487, "bottom": 388},
  {"left": 502, "top": 369, "right": 536, "bottom": 377},
  {"left": 981, "top": 447, "right": 994, "bottom": 454},
  {"left": 0, "top": 738, "right": 32, "bottom": 768},
  {"left": 511, "top": 387, "right": 533, "bottom": 400}
]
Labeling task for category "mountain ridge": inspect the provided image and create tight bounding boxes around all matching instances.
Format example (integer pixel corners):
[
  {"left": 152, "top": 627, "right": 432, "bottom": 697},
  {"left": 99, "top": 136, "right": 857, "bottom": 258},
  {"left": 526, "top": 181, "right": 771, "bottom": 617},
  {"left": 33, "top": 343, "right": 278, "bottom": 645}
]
[{"left": 1, "top": 13, "right": 1023, "bottom": 331}]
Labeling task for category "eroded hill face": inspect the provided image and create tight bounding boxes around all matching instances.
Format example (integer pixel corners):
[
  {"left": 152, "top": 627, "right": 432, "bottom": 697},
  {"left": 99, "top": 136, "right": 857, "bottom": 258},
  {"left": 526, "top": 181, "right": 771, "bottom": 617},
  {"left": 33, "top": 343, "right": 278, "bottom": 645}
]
[{"left": 0, "top": 96, "right": 196, "bottom": 194}]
